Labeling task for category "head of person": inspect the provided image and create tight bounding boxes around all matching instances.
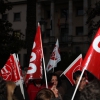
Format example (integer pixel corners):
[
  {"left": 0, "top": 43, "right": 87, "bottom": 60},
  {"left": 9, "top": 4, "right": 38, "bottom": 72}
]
[
  {"left": 6, "top": 81, "right": 16, "bottom": 100},
  {"left": 0, "top": 77, "right": 7, "bottom": 100},
  {"left": 34, "top": 79, "right": 42, "bottom": 88},
  {"left": 35, "top": 88, "right": 55, "bottom": 100},
  {"left": 48, "top": 73, "right": 60, "bottom": 87},
  {"left": 73, "top": 71, "right": 86, "bottom": 91}
]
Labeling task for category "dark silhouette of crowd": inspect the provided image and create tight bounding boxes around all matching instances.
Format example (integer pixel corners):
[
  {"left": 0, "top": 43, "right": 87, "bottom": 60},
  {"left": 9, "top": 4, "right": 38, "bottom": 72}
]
[
  {"left": 1, "top": 69, "right": 100, "bottom": 100},
  {"left": 0, "top": 77, "right": 7, "bottom": 100},
  {"left": 80, "top": 78, "right": 100, "bottom": 100}
]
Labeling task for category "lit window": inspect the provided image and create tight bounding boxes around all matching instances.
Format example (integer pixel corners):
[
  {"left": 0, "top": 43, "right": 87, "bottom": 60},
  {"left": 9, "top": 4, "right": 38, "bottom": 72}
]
[{"left": 14, "top": 12, "right": 21, "bottom": 21}]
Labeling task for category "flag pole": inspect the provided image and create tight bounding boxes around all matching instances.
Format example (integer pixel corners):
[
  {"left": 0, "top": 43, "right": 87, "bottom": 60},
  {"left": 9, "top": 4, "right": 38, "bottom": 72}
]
[
  {"left": 71, "top": 67, "right": 86, "bottom": 100},
  {"left": 71, "top": 54, "right": 90, "bottom": 100},
  {"left": 14, "top": 54, "right": 25, "bottom": 99},
  {"left": 60, "top": 54, "right": 82, "bottom": 77},
  {"left": 39, "top": 22, "right": 48, "bottom": 88},
  {"left": 42, "top": 56, "right": 48, "bottom": 88}
]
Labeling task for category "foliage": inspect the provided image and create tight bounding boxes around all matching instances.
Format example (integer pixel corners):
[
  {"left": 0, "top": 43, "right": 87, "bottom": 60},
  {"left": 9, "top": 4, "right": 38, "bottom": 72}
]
[
  {"left": 86, "top": 1, "right": 100, "bottom": 36},
  {"left": 0, "top": 0, "right": 25, "bottom": 67}
]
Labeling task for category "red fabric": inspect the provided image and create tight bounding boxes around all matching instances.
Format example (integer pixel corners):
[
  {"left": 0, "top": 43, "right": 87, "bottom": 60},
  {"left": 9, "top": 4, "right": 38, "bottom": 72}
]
[
  {"left": 82, "top": 28, "right": 100, "bottom": 80},
  {"left": 1, "top": 54, "right": 20, "bottom": 82},
  {"left": 63, "top": 54, "right": 83, "bottom": 85},
  {"left": 25, "top": 23, "right": 43, "bottom": 81},
  {"left": 27, "top": 83, "right": 42, "bottom": 100},
  {"left": 0, "top": 71, "right": 1, "bottom": 76},
  {"left": 27, "top": 82, "right": 53, "bottom": 100}
]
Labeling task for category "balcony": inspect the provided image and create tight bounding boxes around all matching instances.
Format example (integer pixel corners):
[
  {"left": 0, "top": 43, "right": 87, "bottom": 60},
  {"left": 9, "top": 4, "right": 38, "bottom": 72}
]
[
  {"left": 43, "top": 35, "right": 89, "bottom": 47},
  {"left": 60, "top": 35, "right": 89, "bottom": 45},
  {"left": 72, "top": 35, "right": 89, "bottom": 44},
  {"left": 60, "top": 35, "right": 72, "bottom": 43}
]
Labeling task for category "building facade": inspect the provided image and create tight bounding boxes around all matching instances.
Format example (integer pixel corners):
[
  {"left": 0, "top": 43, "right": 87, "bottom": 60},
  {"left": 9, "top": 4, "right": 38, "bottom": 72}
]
[
  {"left": 36, "top": 0, "right": 90, "bottom": 65},
  {"left": 2, "top": 0, "right": 98, "bottom": 67}
]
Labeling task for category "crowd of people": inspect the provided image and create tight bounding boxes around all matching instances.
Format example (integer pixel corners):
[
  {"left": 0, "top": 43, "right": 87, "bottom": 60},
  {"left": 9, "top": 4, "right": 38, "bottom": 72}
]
[{"left": 0, "top": 69, "right": 100, "bottom": 100}]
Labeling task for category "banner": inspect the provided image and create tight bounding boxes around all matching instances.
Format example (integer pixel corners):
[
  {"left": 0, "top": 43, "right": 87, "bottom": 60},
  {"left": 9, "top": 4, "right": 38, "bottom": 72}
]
[
  {"left": 46, "top": 39, "right": 61, "bottom": 72},
  {"left": 61, "top": 54, "right": 83, "bottom": 85},
  {"left": 26, "top": 23, "right": 43, "bottom": 80}
]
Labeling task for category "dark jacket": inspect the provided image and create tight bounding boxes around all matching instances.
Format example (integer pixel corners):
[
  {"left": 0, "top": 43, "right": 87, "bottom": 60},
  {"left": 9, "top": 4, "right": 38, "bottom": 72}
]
[
  {"left": 14, "top": 84, "right": 29, "bottom": 100},
  {"left": 63, "top": 86, "right": 80, "bottom": 100}
]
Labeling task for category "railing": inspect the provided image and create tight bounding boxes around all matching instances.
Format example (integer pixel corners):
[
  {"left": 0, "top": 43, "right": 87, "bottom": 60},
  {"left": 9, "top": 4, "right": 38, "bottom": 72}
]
[
  {"left": 72, "top": 35, "right": 89, "bottom": 44},
  {"left": 60, "top": 35, "right": 89, "bottom": 43},
  {"left": 41, "top": 27, "right": 89, "bottom": 45}
]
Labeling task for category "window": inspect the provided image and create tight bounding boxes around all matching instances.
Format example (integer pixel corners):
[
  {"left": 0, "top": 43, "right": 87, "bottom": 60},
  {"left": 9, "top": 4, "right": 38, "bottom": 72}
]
[
  {"left": 2, "top": 14, "right": 8, "bottom": 20},
  {"left": 60, "top": 28, "right": 68, "bottom": 42},
  {"left": 46, "top": 29, "right": 50, "bottom": 37},
  {"left": 14, "top": 12, "right": 21, "bottom": 21},
  {"left": 46, "top": 10, "right": 50, "bottom": 19},
  {"left": 60, "top": 24, "right": 69, "bottom": 42},
  {"left": 61, "top": 9, "right": 68, "bottom": 19},
  {"left": 76, "top": 7, "right": 83, "bottom": 16},
  {"left": 76, "top": 27, "right": 83, "bottom": 35}
]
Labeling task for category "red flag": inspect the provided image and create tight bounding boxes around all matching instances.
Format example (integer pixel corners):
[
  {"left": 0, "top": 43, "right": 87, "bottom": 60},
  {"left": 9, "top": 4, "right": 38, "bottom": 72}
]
[
  {"left": 82, "top": 28, "right": 100, "bottom": 80},
  {"left": 46, "top": 39, "right": 61, "bottom": 72},
  {"left": 0, "top": 70, "right": 1, "bottom": 76},
  {"left": 1, "top": 54, "right": 20, "bottom": 82},
  {"left": 25, "top": 23, "right": 43, "bottom": 80},
  {"left": 61, "top": 54, "right": 83, "bottom": 85}
]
